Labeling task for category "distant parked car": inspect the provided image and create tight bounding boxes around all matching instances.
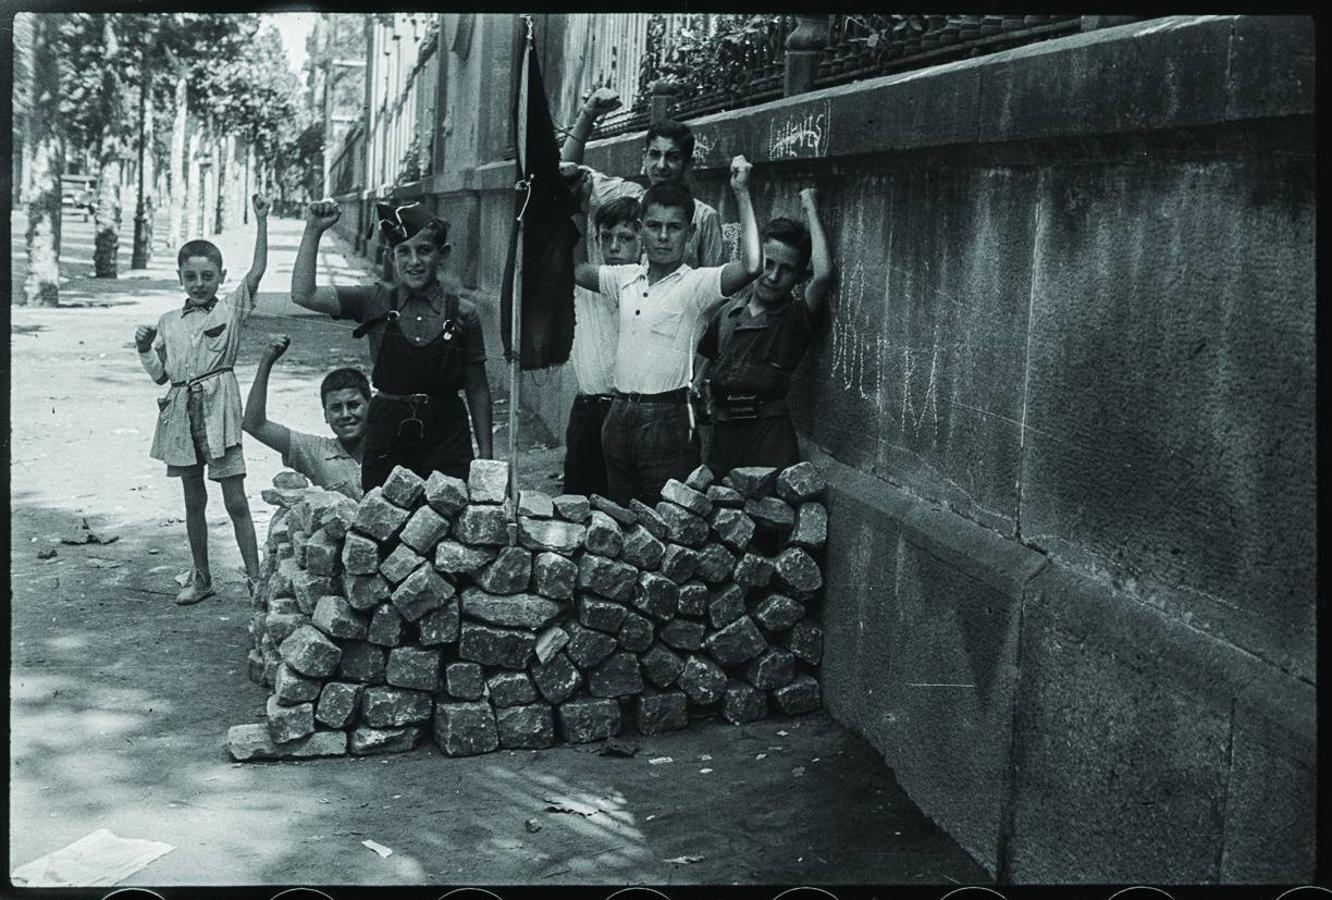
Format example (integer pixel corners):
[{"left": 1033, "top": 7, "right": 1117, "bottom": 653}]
[{"left": 60, "top": 174, "right": 97, "bottom": 221}]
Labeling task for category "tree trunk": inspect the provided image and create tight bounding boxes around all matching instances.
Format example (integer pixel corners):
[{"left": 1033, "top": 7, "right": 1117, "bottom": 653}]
[
  {"left": 167, "top": 70, "right": 187, "bottom": 248},
  {"left": 131, "top": 52, "right": 155, "bottom": 269},
  {"left": 93, "top": 18, "right": 129, "bottom": 279},
  {"left": 184, "top": 125, "right": 200, "bottom": 239},
  {"left": 23, "top": 13, "right": 62, "bottom": 306},
  {"left": 201, "top": 124, "right": 217, "bottom": 236},
  {"left": 214, "top": 132, "right": 229, "bottom": 234}
]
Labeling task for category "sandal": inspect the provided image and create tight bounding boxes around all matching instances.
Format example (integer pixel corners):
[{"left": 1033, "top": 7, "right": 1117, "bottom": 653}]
[{"left": 175, "top": 571, "right": 216, "bottom": 606}]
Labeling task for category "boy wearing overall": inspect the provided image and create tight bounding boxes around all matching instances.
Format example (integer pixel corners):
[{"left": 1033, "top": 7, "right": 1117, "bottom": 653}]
[
  {"left": 290, "top": 200, "right": 494, "bottom": 490},
  {"left": 134, "top": 194, "right": 270, "bottom": 605}
]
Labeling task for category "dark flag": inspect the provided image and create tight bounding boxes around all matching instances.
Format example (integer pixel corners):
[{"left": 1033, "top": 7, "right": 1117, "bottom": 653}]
[{"left": 500, "top": 17, "right": 578, "bottom": 370}]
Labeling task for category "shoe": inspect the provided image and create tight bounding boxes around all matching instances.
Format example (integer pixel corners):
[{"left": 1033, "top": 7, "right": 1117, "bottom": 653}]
[{"left": 175, "top": 572, "right": 216, "bottom": 605}]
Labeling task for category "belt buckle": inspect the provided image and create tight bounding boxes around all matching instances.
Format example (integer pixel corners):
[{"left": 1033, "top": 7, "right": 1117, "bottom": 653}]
[
  {"left": 724, "top": 394, "right": 759, "bottom": 420},
  {"left": 187, "top": 381, "right": 205, "bottom": 395}
]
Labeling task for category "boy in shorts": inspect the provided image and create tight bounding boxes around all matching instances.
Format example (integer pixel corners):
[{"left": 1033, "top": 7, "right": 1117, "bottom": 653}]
[{"left": 135, "top": 194, "right": 270, "bottom": 605}]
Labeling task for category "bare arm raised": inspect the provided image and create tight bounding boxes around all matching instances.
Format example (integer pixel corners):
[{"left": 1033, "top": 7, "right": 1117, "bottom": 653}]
[
  {"left": 718, "top": 156, "right": 762, "bottom": 298},
  {"left": 290, "top": 200, "right": 344, "bottom": 316},
  {"left": 242, "top": 194, "right": 270, "bottom": 297},
  {"left": 800, "top": 187, "right": 833, "bottom": 318},
  {"left": 242, "top": 334, "right": 294, "bottom": 456}
]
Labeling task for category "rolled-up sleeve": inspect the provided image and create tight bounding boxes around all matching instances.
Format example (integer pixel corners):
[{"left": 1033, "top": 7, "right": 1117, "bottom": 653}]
[{"left": 458, "top": 301, "right": 487, "bottom": 364}]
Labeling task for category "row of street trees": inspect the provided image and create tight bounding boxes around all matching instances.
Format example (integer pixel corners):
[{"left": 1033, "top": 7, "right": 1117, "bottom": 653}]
[{"left": 19, "top": 12, "right": 324, "bottom": 305}]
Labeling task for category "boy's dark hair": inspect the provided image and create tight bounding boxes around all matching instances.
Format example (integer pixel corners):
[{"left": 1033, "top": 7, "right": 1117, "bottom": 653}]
[
  {"left": 320, "top": 368, "right": 371, "bottom": 405},
  {"left": 177, "top": 240, "right": 224, "bottom": 269},
  {"left": 761, "top": 217, "right": 812, "bottom": 266},
  {"left": 593, "top": 196, "right": 642, "bottom": 232},
  {"left": 640, "top": 182, "right": 695, "bottom": 224},
  {"left": 645, "top": 119, "right": 695, "bottom": 164}
]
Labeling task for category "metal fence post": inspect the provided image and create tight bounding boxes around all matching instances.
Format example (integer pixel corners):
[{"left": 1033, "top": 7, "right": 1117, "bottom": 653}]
[{"left": 784, "top": 15, "right": 830, "bottom": 97}]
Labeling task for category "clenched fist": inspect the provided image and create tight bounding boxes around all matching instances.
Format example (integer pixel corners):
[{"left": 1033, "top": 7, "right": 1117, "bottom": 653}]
[
  {"left": 582, "top": 87, "right": 622, "bottom": 120},
  {"left": 134, "top": 325, "right": 157, "bottom": 352},
  {"left": 263, "top": 334, "right": 291, "bottom": 363},
  {"left": 252, "top": 193, "right": 272, "bottom": 219},
  {"left": 305, "top": 199, "right": 341, "bottom": 231},
  {"left": 730, "top": 155, "right": 753, "bottom": 192}
]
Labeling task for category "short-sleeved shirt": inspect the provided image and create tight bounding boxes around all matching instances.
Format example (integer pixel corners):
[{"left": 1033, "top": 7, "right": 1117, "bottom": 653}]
[
  {"left": 580, "top": 167, "right": 727, "bottom": 269},
  {"left": 598, "top": 262, "right": 735, "bottom": 394},
  {"left": 698, "top": 288, "right": 815, "bottom": 400},
  {"left": 333, "top": 282, "right": 486, "bottom": 367},
  {"left": 282, "top": 430, "right": 363, "bottom": 500},
  {"left": 141, "top": 282, "right": 255, "bottom": 466}
]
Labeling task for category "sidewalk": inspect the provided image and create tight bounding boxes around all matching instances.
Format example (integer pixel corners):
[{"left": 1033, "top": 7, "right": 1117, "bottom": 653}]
[{"left": 9, "top": 215, "right": 990, "bottom": 888}]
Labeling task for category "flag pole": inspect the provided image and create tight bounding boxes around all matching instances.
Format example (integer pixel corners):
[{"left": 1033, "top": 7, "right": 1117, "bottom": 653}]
[{"left": 508, "top": 15, "right": 533, "bottom": 542}]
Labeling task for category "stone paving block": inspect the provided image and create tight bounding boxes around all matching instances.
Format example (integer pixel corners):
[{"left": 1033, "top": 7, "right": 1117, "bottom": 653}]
[
  {"left": 424, "top": 470, "right": 470, "bottom": 516},
  {"left": 745, "top": 496, "right": 795, "bottom": 532},
  {"left": 531, "top": 651, "right": 582, "bottom": 704},
  {"left": 315, "top": 682, "right": 362, "bottom": 729},
  {"left": 662, "top": 479, "right": 712, "bottom": 517},
  {"left": 584, "top": 510, "right": 624, "bottom": 558},
  {"left": 468, "top": 459, "right": 511, "bottom": 504},
  {"left": 274, "top": 662, "right": 323, "bottom": 705},
  {"left": 628, "top": 499, "right": 670, "bottom": 541},
  {"left": 487, "top": 670, "right": 538, "bottom": 707},
  {"left": 659, "top": 544, "right": 699, "bottom": 584},
  {"left": 228, "top": 723, "right": 348, "bottom": 761},
  {"left": 776, "top": 461, "right": 826, "bottom": 504},
  {"left": 460, "top": 588, "right": 564, "bottom": 630},
  {"left": 577, "top": 553, "right": 639, "bottom": 601},
  {"left": 754, "top": 593, "right": 805, "bottom": 633},
  {"left": 417, "top": 599, "right": 461, "bottom": 646},
  {"left": 518, "top": 490, "right": 555, "bottom": 519},
  {"left": 349, "top": 724, "right": 423, "bottom": 755},
  {"left": 535, "top": 624, "right": 571, "bottom": 665},
  {"left": 265, "top": 611, "right": 310, "bottom": 647},
  {"left": 659, "top": 618, "right": 706, "bottom": 652},
  {"left": 434, "top": 540, "right": 499, "bottom": 575},
  {"left": 246, "top": 650, "right": 266, "bottom": 686},
  {"left": 304, "top": 528, "right": 341, "bottom": 577},
  {"left": 279, "top": 624, "right": 343, "bottom": 677},
  {"left": 706, "top": 484, "right": 745, "bottom": 508},
  {"left": 705, "top": 615, "right": 768, "bottom": 666},
  {"left": 772, "top": 547, "right": 822, "bottom": 594},
  {"left": 367, "top": 603, "right": 406, "bottom": 647},
  {"left": 616, "top": 610, "right": 655, "bottom": 653},
  {"left": 274, "top": 470, "right": 310, "bottom": 490},
  {"left": 729, "top": 466, "right": 779, "bottom": 498},
  {"left": 634, "top": 572, "right": 680, "bottom": 622},
  {"left": 496, "top": 704, "right": 556, "bottom": 749},
  {"left": 620, "top": 524, "right": 665, "bottom": 570},
  {"left": 266, "top": 694, "right": 315, "bottom": 743},
  {"left": 387, "top": 647, "right": 443, "bottom": 691},
  {"left": 694, "top": 543, "right": 737, "bottom": 583},
  {"left": 588, "top": 652, "right": 643, "bottom": 697},
  {"left": 270, "top": 558, "right": 300, "bottom": 598},
  {"left": 734, "top": 552, "right": 775, "bottom": 588},
  {"left": 637, "top": 690, "right": 689, "bottom": 735},
  {"left": 556, "top": 697, "right": 622, "bottom": 743},
  {"left": 710, "top": 507, "right": 757, "bottom": 552},
  {"left": 390, "top": 564, "right": 454, "bottom": 622},
  {"left": 352, "top": 487, "right": 410, "bottom": 543},
  {"left": 446, "top": 661, "right": 486, "bottom": 700},
  {"left": 677, "top": 581, "right": 709, "bottom": 617},
  {"left": 531, "top": 551, "right": 578, "bottom": 600},
  {"left": 745, "top": 647, "right": 797, "bottom": 689},
  {"left": 590, "top": 494, "right": 638, "bottom": 526},
  {"left": 790, "top": 502, "right": 828, "bottom": 550},
  {"left": 400, "top": 506, "right": 451, "bottom": 555},
  {"left": 656, "top": 501, "right": 709, "bottom": 547},
  {"left": 519, "top": 518, "right": 587, "bottom": 554},
  {"left": 452, "top": 505, "right": 509, "bottom": 545},
  {"left": 275, "top": 541, "right": 294, "bottom": 560},
  {"left": 317, "top": 498, "right": 359, "bottom": 542},
  {"left": 579, "top": 595, "right": 629, "bottom": 633},
  {"left": 341, "top": 532, "right": 381, "bottom": 576},
  {"left": 785, "top": 620, "right": 823, "bottom": 665},
  {"left": 458, "top": 622, "right": 537, "bottom": 669},
  {"left": 475, "top": 546, "right": 533, "bottom": 595},
  {"left": 564, "top": 621, "right": 617, "bottom": 670},
  {"left": 361, "top": 685, "right": 433, "bottom": 727},
  {"left": 380, "top": 543, "right": 425, "bottom": 586},
  {"left": 313, "top": 595, "right": 369, "bottom": 640},
  {"left": 678, "top": 655, "right": 727, "bottom": 706},
  {"left": 381, "top": 465, "right": 426, "bottom": 509},
  {"left": 289, "top": 529, "right": 311, "bottom": 568},
  {"left": 641, "top": 642, "right": 685, "bottom": 689},
  {"left": 344, "top": 573, "right": 391, "bottom": 611},
  {"left": 708, "top": 583, "right": 748, "bottom": 629},
  {"left": 434, "top": 697, "right": 500, "bottom": 756},
  {"left": 292, "top": 571, "right": 337, "bottom": 615},
  {"left": 335, "top": 641, "right": 386, "bottom": 684},
  {"left": 685, "top": 464, "right": 715, "bottom": 492},
  {"left": 772, "top": 674, "right": 822, "bottom": 715},
  {"left": 262, "top": 648, "right": 280, "bottom": 688},
  {"left": 722, "top": 680, "right": 768, "bottom": 724},
  {"left": 552, "top": 494, "right": 591, "bottom": 523}
]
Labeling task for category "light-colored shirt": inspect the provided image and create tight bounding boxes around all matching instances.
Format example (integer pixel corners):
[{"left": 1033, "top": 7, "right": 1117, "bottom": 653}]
[
  {"left": 283, "top": 431, "right": 363, "bottom": 500},
  {"left": 598, "top": 262, "right": 733, "bottom": 394},
  {"left": 139, "top": 282, "right": 254, "bottom": 466},
  {"left": 570, "top": 286, "right": 618, "bottom": 395},
  {"left": 582, "top": 168, "right": 727, "bottom": 269}
]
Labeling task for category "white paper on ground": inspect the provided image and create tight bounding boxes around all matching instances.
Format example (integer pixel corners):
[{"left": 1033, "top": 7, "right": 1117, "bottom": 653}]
[
  {"left": 361, "top": 839, "right": 394, "bottom": 858},
  {"left": 11, "top": 828, "right": 175, "bottom": 887}
]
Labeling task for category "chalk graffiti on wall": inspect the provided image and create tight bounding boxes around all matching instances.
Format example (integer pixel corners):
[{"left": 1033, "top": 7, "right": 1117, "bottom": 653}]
[
  {"left": 768, "top": 99, "right": 831, "bottom": 161},
  {"left": 899, "top": 320, "right": 941, "bottom": 438},
  {"left": 692, "top": 131, "right": 716, "bottom": 168},
  {"left": 827, "top": 195, "right": 884, "bottom": 404}
]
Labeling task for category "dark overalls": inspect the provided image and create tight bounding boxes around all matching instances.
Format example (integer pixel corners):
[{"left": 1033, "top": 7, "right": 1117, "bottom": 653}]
[
  {"left": 697, "top": 294, "right": 813, "bottom": 475},
  {"left": 355, "top": 287, "right": 473, "bottom": 490}
]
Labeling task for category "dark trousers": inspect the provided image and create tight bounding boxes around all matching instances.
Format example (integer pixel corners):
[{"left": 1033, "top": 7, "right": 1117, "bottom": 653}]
[
  {"left": 706, "top": 415, "right": 801, "bottom": 476},
  {"left": 601, "top": 398, "right": 700, "bottom": 507},
  {"left": 362, "top": 393, "right": 473, "bottom": 491},
  {"left": 562, "top": 394, "right": 613, "bottom": 497}
]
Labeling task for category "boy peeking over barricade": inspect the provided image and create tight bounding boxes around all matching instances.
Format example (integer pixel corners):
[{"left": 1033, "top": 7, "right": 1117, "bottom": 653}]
[
  {"left": 696, "top": 187, "right": 834, "bottom": 473},
  {"left": 289, "top": 200, "right": 493, "bottom": 491},
  {"left": 134, "top": 193, "right": 270, "bottom": 605},
  {"left": 242, "top": 334, "right": 367, "bottom": 500}
]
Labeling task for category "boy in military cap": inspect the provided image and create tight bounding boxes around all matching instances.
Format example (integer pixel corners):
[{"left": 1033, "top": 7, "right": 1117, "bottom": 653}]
[{"left": 290, "top": 200, "right": 493, "bottom": 490}]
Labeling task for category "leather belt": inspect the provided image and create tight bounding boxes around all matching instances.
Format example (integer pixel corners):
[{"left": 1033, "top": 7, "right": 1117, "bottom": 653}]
[
  {"left": 612, "top": 388, "right": 689, "bottom": 404},
  {"left": 375, "top": 391, "right": 436, "bottom": 403},
  {"left": 574, "top": 393, "right": 615, "bottom": 405},
  {"left": 172, "top": 366, "right": 233, "bottom": 393},
  {"left": 711, "top": 394, "right": 788, "bottom": 422}
]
